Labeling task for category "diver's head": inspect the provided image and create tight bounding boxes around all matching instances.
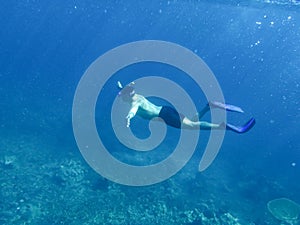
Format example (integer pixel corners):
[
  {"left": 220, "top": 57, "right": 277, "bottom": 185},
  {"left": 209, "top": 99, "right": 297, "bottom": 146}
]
[{"left": 117, "top": 81, "right": 136, "bottom": 102}]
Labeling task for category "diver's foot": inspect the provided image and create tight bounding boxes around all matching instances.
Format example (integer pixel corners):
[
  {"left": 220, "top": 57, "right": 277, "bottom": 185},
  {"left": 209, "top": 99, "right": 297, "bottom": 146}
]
[{"left": 209, "top": 101, "right": 244, "bottom": 113}]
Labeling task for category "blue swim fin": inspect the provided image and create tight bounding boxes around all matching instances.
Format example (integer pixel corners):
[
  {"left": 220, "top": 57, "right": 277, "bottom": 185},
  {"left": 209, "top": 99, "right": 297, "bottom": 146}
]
[
  {"left": 226, "top": 118, "right": 256, "bottom": 133},
  {"left": 209, "top": 101, "right": 244, "bottom": 113}
]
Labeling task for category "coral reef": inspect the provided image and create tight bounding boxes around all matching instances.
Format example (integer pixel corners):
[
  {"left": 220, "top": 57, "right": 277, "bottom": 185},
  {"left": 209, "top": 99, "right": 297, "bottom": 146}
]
[{"left": 0, "top": 135, "right": 291, "bottom": 224}]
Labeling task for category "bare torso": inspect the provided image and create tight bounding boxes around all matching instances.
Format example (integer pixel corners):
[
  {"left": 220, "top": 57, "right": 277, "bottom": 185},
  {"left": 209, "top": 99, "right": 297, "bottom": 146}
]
[{"left": 132, "top": 94, "right": 162, "bottom": 118}]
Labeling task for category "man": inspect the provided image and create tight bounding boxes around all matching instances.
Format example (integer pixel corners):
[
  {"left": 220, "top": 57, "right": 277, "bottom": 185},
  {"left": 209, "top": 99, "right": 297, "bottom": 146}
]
[{"left": 117, "top": 81, "right": 255, "bottom": 133}]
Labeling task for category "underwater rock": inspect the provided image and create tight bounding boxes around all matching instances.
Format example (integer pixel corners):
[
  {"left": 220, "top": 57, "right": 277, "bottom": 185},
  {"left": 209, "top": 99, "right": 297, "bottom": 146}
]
[
  {"left": 267, "top": 198, "right": 300, "bottom": 224},
  {"left": 1, "top": 155, "right": 17, "bottom": 169}
]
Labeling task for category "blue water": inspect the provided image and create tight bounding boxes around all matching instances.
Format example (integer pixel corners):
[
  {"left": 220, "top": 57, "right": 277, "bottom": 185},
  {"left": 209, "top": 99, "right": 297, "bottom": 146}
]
[{"left": 1, "top": 1, "right": 300, "bottom": 224}]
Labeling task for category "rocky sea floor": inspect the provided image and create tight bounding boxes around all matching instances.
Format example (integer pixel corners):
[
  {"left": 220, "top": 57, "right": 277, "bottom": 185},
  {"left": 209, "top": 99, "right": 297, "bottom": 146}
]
[{"left": 0, "top": 134, "right": 293, "bottom": 225}]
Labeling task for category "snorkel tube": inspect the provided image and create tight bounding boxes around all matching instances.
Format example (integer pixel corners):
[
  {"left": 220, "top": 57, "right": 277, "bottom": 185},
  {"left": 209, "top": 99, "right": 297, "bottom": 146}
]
[{"left": 117, "top": 81, "right": 123, "bottom": 90}]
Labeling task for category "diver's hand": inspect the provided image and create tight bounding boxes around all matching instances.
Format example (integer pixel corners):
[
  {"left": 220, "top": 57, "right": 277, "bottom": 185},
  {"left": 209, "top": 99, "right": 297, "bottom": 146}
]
[
  {"left": 126, "top": 112, "right": 134, "bottom": 127},
  {"left": 126, "top": 117, "right": 131, "bottom": 127}
]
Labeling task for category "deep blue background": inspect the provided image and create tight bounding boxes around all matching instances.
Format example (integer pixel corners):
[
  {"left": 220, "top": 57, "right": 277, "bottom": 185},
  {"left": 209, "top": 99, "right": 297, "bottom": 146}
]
[{"left": 0, "top": 0, "right": 299, "bottom": 223}]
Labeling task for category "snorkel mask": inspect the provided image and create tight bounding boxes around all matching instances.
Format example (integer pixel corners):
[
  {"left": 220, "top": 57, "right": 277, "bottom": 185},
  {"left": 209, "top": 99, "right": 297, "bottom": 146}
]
[{"left": 117, "top": 81, "right": 135, "bottom": 100}]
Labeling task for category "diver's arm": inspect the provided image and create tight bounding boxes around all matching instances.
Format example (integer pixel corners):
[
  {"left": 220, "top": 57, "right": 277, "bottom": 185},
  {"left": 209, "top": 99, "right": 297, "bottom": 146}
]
[{"left": 126, "top": 103, "right": 139, "bottom": 127}]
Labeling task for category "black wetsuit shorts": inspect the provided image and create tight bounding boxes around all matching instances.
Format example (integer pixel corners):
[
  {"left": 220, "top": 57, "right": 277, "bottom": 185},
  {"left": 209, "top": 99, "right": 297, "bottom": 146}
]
[{"left": 158, "top": 106, "right": 185, "bottom": 129}]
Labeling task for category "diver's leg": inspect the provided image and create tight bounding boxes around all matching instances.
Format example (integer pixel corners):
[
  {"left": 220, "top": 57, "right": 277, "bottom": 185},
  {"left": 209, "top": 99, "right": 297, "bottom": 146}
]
[
  {"left": 197, "top": 104, "right": 210, "bottom": 119},
  {"left": 182, "top": 117, "right": 255, "bottom": 133},
  {"left": 182, "top": 117, "right": 221, "bottom": 130},
  {"left": 192, "top": 104, "right": 210, "bottom": 121},
  {"left": 192, "top": 101, "right": 244, "bottom": 122}
]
